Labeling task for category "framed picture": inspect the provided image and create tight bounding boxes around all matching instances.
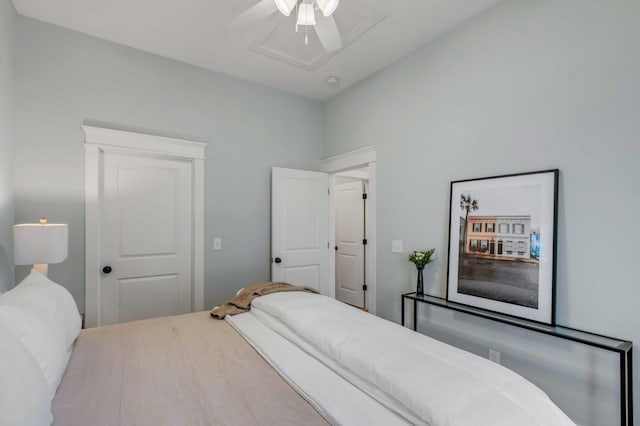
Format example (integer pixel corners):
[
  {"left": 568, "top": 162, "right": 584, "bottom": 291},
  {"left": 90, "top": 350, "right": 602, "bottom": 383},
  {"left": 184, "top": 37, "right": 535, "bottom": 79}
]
[{"left": 446, "top": 169, "right": 559, "bottom": 325}]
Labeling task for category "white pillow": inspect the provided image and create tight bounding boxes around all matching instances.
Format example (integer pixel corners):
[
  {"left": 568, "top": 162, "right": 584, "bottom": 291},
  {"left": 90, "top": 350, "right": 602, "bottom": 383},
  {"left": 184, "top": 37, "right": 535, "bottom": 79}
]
[
  {"left": 1, "top": 269, "right": 81, "bottom": 349},
  {"left": 0, "top": 322, "right": 53, "bottom": 426},
  {"left": 0, "top": 270, "right": 81, "bottom": 399},
  {"left": 0, "top": 304, "right": 69, "bottom": 400}
]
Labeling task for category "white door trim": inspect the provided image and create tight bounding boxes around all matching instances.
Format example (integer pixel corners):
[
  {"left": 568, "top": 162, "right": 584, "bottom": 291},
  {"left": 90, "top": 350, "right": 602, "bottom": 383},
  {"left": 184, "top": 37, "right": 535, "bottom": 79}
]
[
  {"left": 82, "top": 125, "right": 206, "bottom": 159},
  {"left": 335, "top": 169, "right": 370, "bottom": 180},
  {"left": 321, "top": 147, "right": 377, "bottom": 314},
  {"left": 82, "top": 125, "right": 207, "bottom": 328},
  {"left": 321, "top": 146, "right": 376, "bottom": 173}
]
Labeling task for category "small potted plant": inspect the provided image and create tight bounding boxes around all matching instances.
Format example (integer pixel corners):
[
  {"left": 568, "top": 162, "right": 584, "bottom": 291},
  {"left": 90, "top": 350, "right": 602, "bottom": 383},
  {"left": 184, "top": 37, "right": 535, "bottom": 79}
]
[{"left": 409, "top": 249, "right": 436, "bottom": 296}]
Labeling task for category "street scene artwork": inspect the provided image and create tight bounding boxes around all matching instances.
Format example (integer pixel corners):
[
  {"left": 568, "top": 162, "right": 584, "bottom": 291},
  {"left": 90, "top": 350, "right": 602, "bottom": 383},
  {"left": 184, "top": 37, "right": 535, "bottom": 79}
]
[{"left": 447, "top": 170, "right": 558, "bottom": 324}]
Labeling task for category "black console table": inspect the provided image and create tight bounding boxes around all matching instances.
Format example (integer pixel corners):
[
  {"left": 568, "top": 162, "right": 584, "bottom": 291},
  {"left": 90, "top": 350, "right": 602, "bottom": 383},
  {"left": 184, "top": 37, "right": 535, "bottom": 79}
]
[{"left": 401, "top": 292, "right": 633, "bottom": 426}]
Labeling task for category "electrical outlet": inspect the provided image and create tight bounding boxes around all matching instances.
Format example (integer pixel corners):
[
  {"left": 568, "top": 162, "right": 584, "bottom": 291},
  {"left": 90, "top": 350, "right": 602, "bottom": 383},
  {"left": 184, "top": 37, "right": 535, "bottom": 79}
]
[
  {"left": 391, "top": 240, "right": 403, "bottom": 254},
  {"left": 213, "top": 238, "right": 222, "bottom": 250},
  {"left": 488, "top": 349, "right": 501, "bottom": 364}
]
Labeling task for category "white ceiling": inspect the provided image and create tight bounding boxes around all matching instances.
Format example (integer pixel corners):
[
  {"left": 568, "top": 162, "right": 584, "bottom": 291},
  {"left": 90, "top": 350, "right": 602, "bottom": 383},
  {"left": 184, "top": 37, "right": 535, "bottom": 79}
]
[{"left": 12, "top": 0, "right": 502, "bottom": 100}]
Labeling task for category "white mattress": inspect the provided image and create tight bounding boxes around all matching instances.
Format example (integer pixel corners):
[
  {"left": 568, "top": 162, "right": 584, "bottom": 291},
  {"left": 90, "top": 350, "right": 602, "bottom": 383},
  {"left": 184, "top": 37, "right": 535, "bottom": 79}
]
[{"left": 249, "top": 292, "right": 576, "bottom": 426}]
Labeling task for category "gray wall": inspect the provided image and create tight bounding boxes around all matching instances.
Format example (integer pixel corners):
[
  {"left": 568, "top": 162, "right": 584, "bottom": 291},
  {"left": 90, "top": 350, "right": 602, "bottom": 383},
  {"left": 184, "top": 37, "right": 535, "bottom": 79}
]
[
  {"left": 324, "top": 0, "right": 640, "bottom": 422},
  {"left": 13, "top": 16, "right": 324, "bottom": 310},
  {"left": 0, "top": 0, "right": 15, "bottom": 292}
]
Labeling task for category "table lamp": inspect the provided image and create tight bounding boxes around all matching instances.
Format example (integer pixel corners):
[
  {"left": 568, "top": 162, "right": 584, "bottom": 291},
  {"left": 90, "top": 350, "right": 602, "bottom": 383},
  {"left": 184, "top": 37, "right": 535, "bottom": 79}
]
[{"left": 13, "top": 217, "right": 68, "bottom": 276}]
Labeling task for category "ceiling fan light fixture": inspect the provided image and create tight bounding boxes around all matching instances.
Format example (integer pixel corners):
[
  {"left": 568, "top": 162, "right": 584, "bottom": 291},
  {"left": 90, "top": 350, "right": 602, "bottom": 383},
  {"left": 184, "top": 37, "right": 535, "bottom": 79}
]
[
  {"left": 274, "top": 0, "right": 297, "bottom": 16},
  {"left": 297, "top": 3, "right": 316, "bottom": 26},
  {"left": 315, "top": 0, "right": 340, "bottom": 17}
]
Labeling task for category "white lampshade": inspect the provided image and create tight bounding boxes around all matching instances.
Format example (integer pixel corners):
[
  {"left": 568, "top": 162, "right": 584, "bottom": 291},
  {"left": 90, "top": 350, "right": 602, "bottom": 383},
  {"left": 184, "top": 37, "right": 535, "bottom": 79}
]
[
  {"left": 297, "top": 3, "right": 316, "bottom": 26},
  {"left": 274, "top": 0, "right": 297, "bottom": 16},
  {"left": 316, "top": 0, "right": 340, "bottom": 17},
  {"left": 13, "top": 223, "right": 68, "bottom": 266}
]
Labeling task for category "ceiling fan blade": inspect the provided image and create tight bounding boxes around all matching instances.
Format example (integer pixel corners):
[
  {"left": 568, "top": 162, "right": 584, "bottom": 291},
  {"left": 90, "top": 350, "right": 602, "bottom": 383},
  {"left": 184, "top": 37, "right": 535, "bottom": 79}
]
[
  {"left": 314, "top": 14, "right": 342, "bottom": 52},
  {"left": 229, "top": 0, "right": 278, "bottom": 29}
]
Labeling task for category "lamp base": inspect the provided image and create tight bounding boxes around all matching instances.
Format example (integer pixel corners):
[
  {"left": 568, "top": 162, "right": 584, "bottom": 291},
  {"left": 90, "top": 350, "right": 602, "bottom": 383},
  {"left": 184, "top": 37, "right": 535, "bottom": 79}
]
[{"left": 33, "top": 264, "right": 49, "bottom": 276}]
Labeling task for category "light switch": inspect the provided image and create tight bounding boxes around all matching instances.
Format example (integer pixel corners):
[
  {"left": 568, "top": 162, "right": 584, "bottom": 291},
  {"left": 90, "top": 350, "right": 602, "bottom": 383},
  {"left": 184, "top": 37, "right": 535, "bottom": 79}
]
[
  {"left": 391, "top": 240, "right": 403, "bottom": 254},
  {"left": 213, "top": 238, "right": 222, "bottom": 250}
]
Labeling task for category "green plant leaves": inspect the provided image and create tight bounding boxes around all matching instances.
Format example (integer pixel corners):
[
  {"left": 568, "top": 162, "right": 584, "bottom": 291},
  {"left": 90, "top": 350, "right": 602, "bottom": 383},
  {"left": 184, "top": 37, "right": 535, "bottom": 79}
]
[{"left": 408, "top": 248, "right": 436, "bottom": 269}]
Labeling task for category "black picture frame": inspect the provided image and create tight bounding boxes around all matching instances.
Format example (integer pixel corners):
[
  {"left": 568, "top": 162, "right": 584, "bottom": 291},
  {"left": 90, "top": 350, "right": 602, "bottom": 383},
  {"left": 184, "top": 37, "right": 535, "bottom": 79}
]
[{"left": 446, "top": 169, "right": 559, "bottom": 325}]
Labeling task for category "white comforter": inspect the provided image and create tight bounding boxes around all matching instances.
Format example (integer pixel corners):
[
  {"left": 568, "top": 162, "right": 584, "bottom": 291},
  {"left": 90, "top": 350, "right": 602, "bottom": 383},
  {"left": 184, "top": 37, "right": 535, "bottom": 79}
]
[
  {"left": 227, "top": 311, "right": 409, "bottom": 426},
  {"left": 249, "top": 292, "right": 575, "bottom": 426}
]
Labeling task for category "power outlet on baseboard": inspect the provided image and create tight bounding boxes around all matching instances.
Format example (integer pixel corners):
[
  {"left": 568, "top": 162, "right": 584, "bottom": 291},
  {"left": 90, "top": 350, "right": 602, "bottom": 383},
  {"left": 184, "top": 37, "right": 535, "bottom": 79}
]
[{"left": 488, "top": 349, "right": 501, "bottom": 364}]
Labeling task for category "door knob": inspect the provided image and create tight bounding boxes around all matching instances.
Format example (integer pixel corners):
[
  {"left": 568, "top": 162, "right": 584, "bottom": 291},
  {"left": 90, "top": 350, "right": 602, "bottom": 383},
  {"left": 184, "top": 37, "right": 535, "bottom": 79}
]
[
  {"left": 274, "top": 257, "right": 282, "bottom": 264},
  {"left": 102, "top": 266, "right": 112, "bottom": 274}
]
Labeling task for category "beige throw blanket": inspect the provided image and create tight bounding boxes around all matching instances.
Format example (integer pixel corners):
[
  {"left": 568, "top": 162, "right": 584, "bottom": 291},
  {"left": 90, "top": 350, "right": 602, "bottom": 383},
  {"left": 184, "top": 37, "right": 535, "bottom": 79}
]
[{"left": 210, "top": 282, "right": 319, "bottom": 319}]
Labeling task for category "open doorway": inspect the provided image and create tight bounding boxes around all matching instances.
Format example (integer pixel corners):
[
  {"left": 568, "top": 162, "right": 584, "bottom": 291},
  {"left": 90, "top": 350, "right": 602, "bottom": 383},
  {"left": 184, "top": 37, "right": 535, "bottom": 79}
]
[
  {"left": 270, "top": 147, "right": 377, "bottom": 313},
  {"left": 322, "top": 146, "right": 377, "bottom": 314}
]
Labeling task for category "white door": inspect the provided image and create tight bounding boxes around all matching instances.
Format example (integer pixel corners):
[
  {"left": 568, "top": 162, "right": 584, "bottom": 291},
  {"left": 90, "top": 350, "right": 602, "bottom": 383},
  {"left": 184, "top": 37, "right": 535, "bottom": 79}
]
[
  {"left": 335, "top": 181, "right": 365, "bottom": 308},
  {"left": 271, "top": 167, "right": 329, "bottom": 293},
  {"left": 100, "top": 152, "right": 193, "bottom": 325}
]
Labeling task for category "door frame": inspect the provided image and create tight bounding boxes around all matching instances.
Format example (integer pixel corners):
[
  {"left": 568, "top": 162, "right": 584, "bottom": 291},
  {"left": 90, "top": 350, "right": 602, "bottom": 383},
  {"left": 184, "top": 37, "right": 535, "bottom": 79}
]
[
  {"left": 82, "top": 125, "right": 207, "bottom": 328},
  {"left": 321, "top": 146, "right": 377, "bottom": 314}
]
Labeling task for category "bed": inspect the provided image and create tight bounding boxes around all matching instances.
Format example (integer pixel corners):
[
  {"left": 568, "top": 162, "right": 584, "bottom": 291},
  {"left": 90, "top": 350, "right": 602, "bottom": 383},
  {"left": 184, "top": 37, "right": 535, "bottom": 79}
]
[{"left": 1, "top": 271, "right": 575, "bottom": 425}]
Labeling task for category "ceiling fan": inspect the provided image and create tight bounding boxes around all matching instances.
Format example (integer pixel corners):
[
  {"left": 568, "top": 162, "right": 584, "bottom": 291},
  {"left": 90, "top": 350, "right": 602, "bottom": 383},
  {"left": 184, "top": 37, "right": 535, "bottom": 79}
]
[{"left": 231, "top": 0, "right": 343, "bottom": 52}]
